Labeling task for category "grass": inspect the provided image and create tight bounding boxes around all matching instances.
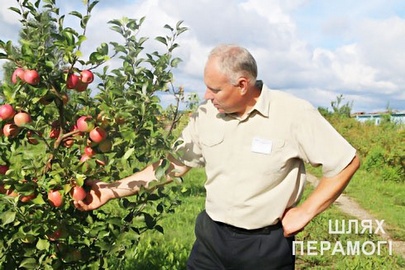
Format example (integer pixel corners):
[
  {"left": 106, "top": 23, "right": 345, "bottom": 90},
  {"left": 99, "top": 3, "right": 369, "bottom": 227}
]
[
  {"left": 345, "top": 170, "right": 405, "bottom": 241},
  {"left": 121, "top": 167, "right": 405, "bottom": 270}
]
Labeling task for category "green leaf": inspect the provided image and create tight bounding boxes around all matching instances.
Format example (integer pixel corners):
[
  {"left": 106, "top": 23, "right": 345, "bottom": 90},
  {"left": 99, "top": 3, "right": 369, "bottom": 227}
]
[
  {"left": 36, "top": 238, "right": 50, "bottom": 250},
  {"left": 123, "top": 147, "right": 135, "bottom": 160},
  {"left": 19, "top": 258, "right": 37, "bottom": 269},
  {"left": 1, "top": 210, "right": 16, "bottom": 225},
  {"left": 69, "top": 11, "right": 82, "bottom": 19},
  {"left": 155, "top": 36, "right": 167, "bottom": 46},
  {"left": 75, "top": 173, "right": 87, "bottom": 186}
]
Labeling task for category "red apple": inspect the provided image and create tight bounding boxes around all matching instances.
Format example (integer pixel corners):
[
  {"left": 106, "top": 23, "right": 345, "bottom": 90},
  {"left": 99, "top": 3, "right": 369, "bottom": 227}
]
[
  {"left": 48, "top": 190, "right": 64, "bottom": 208},
  {"left": 0, "top": 165, "right": 9, "bottom": 175},
  {"left": 3, "top": 123, "right": 19, "bottom": 137},
  {"left": 66, "top": 74, "right": 80, "bottom": 89},
  {"left": 75, "top": 80, "right": 88, "bottom": 92},
  {"left": 70, "top": 186, "right": 87, "bottom": 201},
  {"left": 26, "top": 130, "right": 39, "bottom": 145},
  {"left": 89, "top": 127, "right": 107, "bottom": 143},
  {"left": 79, "top": 154, "right": 91, "bottom": 163},
  {"left": 80, "top": 70, "right": 94, "bottom": 84},
  {"left": 63, "top": 138, "right": 74, "bottom": 148},
  {"left": 14, "top": 111, "right": 32, "bottom": 127},
  {"left": 0, "top": 104, "right": 16, "bottom": 121},
  {"left": 23, "top": 69, "right": 40, "bottom": 85},
  {"left": 11, "top": 68, "right": 25, "bottom": 84},
  {"left": 76, "top": 116, "right": 94, "bottom": 132},
  {"left": 20, "top": 192, "right": 36, "bottom": 203},
  {"left": 6, "top": 188, "right": 18, "bottom": 197},
  {"left": 48, "top": 229, "right": 63, "bottom": 241},
  {"left": 84, "top": 146, "right": 96, "bottom": 157}
]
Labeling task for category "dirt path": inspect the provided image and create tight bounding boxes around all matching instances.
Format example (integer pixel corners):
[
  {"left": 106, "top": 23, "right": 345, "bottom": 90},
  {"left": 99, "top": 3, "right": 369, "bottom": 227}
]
[{"left": 307, "top": 174, "right": 405, "bottom": 259}]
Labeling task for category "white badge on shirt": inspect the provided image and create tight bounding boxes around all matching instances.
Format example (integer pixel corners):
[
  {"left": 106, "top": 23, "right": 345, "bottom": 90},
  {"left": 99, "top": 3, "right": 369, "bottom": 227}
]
[{"left": 251, "top": 137, "right": 272, "bottom": 154}]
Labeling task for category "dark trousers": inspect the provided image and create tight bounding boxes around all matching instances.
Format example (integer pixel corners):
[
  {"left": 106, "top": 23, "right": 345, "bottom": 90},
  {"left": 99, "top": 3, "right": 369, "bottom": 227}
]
[{"left": 187, "top": 211, "right": 295, "bottom": 270}]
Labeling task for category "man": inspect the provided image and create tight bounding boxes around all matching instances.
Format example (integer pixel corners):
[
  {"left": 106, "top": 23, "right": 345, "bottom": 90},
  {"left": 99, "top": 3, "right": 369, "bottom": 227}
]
[{"left": 75, "top": 44, "right": 360, "bottom": 269}]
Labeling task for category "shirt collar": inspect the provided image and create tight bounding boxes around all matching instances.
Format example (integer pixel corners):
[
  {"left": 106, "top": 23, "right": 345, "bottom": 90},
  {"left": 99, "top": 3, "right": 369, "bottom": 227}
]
[{"left": 249, "top": 81, "right": 270, "bottom": 118}]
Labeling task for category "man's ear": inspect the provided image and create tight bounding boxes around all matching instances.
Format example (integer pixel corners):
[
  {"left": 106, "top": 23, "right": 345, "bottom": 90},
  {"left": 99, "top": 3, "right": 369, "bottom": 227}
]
[{"left": 238, "top": 77, "right": 249, "bottom": 95}]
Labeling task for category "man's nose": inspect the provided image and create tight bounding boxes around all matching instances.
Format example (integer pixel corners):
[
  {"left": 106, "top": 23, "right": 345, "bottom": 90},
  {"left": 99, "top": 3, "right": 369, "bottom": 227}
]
[{"left": 204, "top": 89, "right": 213, "bottom": 100}]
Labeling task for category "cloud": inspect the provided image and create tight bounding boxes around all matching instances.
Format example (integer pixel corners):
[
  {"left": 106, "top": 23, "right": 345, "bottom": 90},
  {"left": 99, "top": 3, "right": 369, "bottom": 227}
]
[{"left": 0, "top": 0, "right": 404, "bottom": 113}]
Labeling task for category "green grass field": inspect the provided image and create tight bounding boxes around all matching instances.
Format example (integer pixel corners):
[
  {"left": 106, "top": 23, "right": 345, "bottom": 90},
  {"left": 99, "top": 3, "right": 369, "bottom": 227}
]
[{"left": 121, "top": 167, "right": 405, "bottom": 270}]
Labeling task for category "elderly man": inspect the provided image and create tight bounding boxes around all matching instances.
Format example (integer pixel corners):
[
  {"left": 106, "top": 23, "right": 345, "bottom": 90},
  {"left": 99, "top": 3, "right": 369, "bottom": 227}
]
[{"left": 75, "top": 44, "right": 360, "bottom": 270}]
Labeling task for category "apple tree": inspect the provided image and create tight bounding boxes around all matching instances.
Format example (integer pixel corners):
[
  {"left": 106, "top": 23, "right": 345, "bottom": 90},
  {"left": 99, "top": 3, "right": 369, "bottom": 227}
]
[{"left": 0, "top": 0, "right": 189, "bottom": 269}]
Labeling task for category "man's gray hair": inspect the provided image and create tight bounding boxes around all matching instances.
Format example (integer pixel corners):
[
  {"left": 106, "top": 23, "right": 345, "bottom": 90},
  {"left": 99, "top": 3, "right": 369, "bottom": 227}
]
[{"left": 208, "top": 44, "right": 257, "bottom": 85}]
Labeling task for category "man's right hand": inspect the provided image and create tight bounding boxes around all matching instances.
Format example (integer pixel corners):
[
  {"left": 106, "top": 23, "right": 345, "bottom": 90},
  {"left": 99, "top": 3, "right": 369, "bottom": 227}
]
[{"left": 74, "top": 180, "right": 113, "bottom": 211}]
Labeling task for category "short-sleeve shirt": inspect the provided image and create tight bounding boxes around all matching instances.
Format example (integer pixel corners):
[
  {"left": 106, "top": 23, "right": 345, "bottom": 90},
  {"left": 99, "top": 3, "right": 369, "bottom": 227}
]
[{"left": 174, "top": 84, "right": 356, "bottom": 229}]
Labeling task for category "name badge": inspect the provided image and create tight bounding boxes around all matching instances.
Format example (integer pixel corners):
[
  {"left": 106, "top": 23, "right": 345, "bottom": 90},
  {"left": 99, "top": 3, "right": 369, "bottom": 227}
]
[{"left": 251, "top": 137, "right": 272, "bottom": 154}]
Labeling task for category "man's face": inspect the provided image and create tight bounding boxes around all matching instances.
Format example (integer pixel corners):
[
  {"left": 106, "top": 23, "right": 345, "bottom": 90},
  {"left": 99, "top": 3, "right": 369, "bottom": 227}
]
[{"left": 203, "top": 58, "right": 244, "bottom": 115}]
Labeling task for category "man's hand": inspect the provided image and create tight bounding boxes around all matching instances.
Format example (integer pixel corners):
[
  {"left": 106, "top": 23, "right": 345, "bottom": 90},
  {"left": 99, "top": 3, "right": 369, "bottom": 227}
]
[
  {"left": 281, "top": 207, "right": 311, "bottom": 237},
  {"left": 74, "top": 180, "right": 113, "bottom": 211}
]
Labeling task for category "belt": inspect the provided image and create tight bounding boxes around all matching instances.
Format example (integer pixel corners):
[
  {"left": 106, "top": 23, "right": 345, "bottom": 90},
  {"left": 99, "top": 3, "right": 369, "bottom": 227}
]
[{"left": 216, "top": 221, "right": 282, "bottom": 235}]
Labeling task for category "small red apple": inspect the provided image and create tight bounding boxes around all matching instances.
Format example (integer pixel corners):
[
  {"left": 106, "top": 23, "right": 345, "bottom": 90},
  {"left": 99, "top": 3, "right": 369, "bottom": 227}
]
[
  {"left": 3, "top": 123, "right": 19, "bottom": 137},
  {"left": 80, "top": 70, "right": 94, "bottom": 84},
  {"left": 63, "top": 138, "right": 74, "bottom": 148},
  {"left": 75, "top": 80, "right": 88, "bottom": 92},
  {"left": 48, "top": 190, "right": 64, "bottom": 208},
  {"left": 14, "top": 111, "right": 32, "bottom": 127},
  {"left": 70, "top": 186, "right": 87, "bottom": 201},
  {"left": 26, "top": 130, "right": 39, "bottom": 145},
  {"left": 66, "top": 74, "right": 80, "bottom": 89},
  {"left": 23, "top": 69, "right": 40, "bottom": 85},
  {"left": 89, "top": 127, "right": 107, "bottom": 143},
  {"left": 0, "top": 104, "right": 16, "bottom": 121},
  {"left": 11, "top": 68, "right": 25, "bottom": 84},
  {"left": 76, "top": 116, "right": 94, "bottom": 132},
  {"left": 6, "top": 188, "right": 18, "bottom": 197},
  {"left": 0, "top": 165, "right": 9, "bottom": 175},
  {"left": 79, "top": 154, "right": 91, "bottom": 163},
  {"left": 20, "top": 192, "right": 36, "bottom": 203},
  {"left": 84, "top": 146, "right": 96, "bottom": 157}
]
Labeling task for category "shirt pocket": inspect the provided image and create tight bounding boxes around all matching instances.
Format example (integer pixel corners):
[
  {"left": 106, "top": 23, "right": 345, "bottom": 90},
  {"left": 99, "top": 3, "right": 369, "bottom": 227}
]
[
  {"left": 250, "top": 138, "right": 288, "bottom": 176},
  {"left": 200, "top": 132, "right": 224, "bottom": 147}
]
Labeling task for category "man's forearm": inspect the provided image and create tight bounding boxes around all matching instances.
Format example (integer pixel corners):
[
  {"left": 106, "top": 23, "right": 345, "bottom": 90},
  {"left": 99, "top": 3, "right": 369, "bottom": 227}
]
[{"left": 300, "top": 154, "right": 361, "bottom": 219}]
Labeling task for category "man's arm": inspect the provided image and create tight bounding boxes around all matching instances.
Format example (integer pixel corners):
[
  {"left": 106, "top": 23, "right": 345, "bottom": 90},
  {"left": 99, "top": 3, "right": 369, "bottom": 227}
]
[
  {"left": 281, "top": 153, "right": 361, "bottom": 237},
  {"left": 74, "top": 154, "right": 191, "bottom": 211}
]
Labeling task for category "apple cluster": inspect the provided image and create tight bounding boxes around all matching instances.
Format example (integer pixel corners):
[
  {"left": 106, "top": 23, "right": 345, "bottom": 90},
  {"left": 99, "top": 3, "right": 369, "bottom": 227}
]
[
  {"left": 0, "top": 104, "right": 32, "bottom": 138},
  {"left": 12, "top": 67, "right": 40, "bottom": 85},
  {"left": 0, "top": 68, "right": 110, "bottom": 207},
  {"left": 66, "top": 70, "right": 94, "bottom": 92}
]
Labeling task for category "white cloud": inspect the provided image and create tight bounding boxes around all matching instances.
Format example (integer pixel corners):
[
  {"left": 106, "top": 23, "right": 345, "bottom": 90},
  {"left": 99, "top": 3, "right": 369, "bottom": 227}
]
[{"left": 0, "top": 0, "right": 404, "bottom": 113}]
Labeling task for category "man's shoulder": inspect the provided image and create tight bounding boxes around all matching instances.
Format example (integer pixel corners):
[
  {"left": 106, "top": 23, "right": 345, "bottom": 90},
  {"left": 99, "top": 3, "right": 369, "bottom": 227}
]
[{"left": 264, "top": 87, "right": 315, "bottom": 110}]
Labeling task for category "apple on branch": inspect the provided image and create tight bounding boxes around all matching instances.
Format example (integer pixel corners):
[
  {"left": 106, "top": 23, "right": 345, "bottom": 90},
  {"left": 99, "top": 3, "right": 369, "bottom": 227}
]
[
  {"left": 80, "top": 70, "right": 94, "bottom": 84},
  {"left": 70, "top": 185, "right": 87, "bottom": 201},
  {"left": 76, "top": 116, "right": 94, "bottom": 132},
  {"left": 48, "top": 190, "right": 64, "bottom": 208},
  {"left": 3, "top": 123, "right": 19, "bottom": 138},
  {"left": 89, "top": 127, "right": 107, "bottom": 143},
  {"left": 11, "top": 68, "right": 25, "bottom": 84},
  {"left": 23, "top": 69, "right": 40, "bottom": 85},
  {"left": 14, "top": 111, "right": 32, "bottom": 127},
  {"left": 0, "top": 104, "right": 16, "bottom": 121}
]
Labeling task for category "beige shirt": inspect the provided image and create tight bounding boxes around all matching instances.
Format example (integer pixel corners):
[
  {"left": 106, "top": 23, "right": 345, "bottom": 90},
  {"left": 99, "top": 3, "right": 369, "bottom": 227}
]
[{"left": 175, "top": 84, "right": 356, "bottom": 229}]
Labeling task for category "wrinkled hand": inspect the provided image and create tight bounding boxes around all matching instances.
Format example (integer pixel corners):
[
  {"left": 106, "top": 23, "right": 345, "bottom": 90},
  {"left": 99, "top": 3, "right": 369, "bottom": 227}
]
[
  {"left": 74, "top": 180, "right": 112, "bottom": 211},
  {"left": 281, "top": 207, "right": 312, "bottom": 237}
]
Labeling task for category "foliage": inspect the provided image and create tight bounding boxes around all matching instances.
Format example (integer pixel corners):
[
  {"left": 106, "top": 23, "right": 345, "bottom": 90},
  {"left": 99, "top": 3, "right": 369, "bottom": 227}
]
[{"left": 0, "top": 0, "right": 188, "bottom": 269}]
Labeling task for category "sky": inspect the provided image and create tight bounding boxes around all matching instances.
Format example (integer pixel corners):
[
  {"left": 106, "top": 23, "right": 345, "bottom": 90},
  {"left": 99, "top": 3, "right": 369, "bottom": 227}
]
[{"left": 1, "top": 0, "right": 405, "bottom": 113}]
